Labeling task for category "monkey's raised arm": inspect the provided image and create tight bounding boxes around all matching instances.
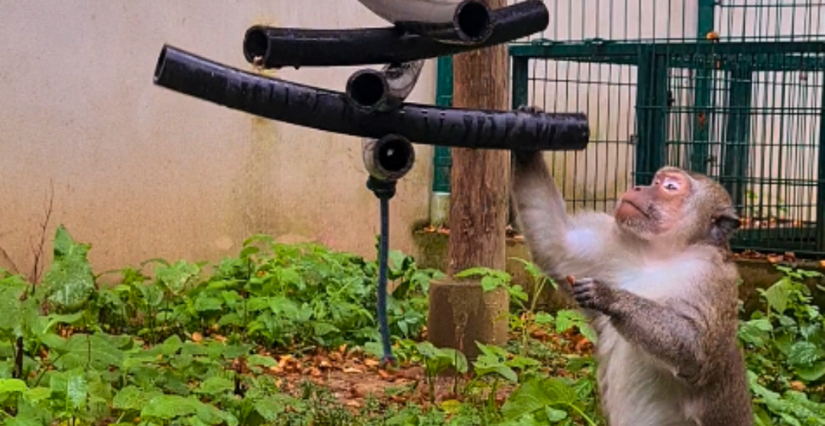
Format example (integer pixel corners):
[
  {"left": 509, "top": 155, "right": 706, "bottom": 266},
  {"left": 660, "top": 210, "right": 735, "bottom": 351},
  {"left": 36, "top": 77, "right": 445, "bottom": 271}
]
[{"left": 511, "top": 150, "right": 614, "bottom": 283}]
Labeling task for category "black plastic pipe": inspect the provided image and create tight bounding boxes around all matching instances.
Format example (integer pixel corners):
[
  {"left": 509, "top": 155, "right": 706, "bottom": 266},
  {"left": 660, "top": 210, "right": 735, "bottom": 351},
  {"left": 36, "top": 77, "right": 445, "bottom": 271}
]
[
  {"left": 356, "top": 0, "right": 493, "bottom": 44},
  {"left": 346, "top": 60, "right": 424, "bottom": 112},
  {"left": 242, "top": 0, "right": 549, "bottom": 68},
  {"left": 153, "top": 45, "right": 590, "bottom": 151},
  {"left": 362, "top": 135, "right": 416, "bottom": 182}
]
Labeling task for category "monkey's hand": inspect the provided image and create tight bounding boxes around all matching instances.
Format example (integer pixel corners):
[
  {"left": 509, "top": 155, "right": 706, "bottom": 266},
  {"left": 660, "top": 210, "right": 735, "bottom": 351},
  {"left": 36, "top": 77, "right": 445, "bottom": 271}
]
[
  {"left": 517, "top": 105, "right": 544, "bottom": 115},
  {"left": 513, "top": 105, "right": 544, "bottom": 163},
  {"left": 568, "top": 276, "right": 615, "bottom": 313}
]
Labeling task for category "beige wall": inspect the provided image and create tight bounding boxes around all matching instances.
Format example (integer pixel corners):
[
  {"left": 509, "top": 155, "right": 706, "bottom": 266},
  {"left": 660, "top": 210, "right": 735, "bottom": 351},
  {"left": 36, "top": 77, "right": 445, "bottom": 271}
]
[
  {"left": 0, "top": 1, "right": 436, "bottom": 279},
  {"left": 1, "top": 0, "right": 819, "bottom": 280}
]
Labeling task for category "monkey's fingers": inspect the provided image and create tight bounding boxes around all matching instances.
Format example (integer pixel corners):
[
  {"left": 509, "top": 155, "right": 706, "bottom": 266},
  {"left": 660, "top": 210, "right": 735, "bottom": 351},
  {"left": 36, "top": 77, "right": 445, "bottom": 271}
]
[{"left": 517, "top": 105, "right": 545, "bottom": 115}]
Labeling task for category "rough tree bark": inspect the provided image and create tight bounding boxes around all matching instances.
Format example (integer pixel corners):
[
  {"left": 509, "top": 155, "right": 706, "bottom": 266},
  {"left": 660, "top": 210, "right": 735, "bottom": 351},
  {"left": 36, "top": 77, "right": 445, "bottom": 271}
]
[
  {"left": 427, "top": 0, "right": 510, "bottom": 362},
  {"left": 447, "top": 43, "right": 510, "bottom": 273}
]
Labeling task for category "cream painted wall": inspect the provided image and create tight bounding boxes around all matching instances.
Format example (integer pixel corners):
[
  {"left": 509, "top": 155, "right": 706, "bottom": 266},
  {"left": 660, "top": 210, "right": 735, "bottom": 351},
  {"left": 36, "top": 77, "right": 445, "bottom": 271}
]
[{"left": 0, "top": 1, "right": 436, "bottom": 279}]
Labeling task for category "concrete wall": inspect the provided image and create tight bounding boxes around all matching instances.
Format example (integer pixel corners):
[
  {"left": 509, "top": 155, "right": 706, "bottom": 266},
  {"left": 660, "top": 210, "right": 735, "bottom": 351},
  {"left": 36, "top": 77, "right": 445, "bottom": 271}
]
[
  {"left": 0, "top": 1, "right": 436, "bottom": 279},
  {"left": 0, "top": 1, "right": 821, "bottom": 281}
]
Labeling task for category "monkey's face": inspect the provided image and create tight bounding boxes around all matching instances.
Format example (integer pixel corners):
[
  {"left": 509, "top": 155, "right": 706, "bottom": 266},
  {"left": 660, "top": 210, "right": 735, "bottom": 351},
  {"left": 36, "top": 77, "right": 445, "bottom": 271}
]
[{"left": 614, "top": 169, "right": 691, "bottom": 240}]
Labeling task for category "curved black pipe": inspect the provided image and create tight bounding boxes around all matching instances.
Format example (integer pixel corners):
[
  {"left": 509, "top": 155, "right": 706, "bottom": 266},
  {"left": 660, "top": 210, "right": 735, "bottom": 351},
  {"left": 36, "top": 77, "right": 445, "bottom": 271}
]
[
  {"left": 242, "top": 0, "right": 549, "bottom": 68},
  {"left": 346, "top": 61, "right": 424, "bottom": 112},
  {"left": 357, "top": 0, "right": 493, "bottom": 44},
  {"left": 153, "top": 45, "right": 590, "bottom": 151}
]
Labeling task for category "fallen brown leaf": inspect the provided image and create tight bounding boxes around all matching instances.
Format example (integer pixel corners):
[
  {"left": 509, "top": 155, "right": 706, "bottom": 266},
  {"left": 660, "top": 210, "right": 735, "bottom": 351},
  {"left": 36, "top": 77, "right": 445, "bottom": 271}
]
[{"left": 378, "top": 369, "right": 393, "bottom": 381}]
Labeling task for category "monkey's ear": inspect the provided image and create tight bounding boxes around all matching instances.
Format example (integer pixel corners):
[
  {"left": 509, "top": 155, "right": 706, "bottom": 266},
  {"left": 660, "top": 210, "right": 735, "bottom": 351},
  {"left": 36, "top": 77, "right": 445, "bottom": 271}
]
[
  {"left": 709, "top": 210, "right": 741, "bottom": 246},
  {"left": 715, "top": 211, "right": 742, "bottom": 231}
]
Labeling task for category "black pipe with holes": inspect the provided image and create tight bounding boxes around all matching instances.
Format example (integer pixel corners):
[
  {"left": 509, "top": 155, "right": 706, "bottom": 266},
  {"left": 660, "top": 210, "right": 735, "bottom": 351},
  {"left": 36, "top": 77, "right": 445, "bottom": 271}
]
[
  {"left": 153, "top": 45, "right": 590, "bottom": 151},
  {"left": 242, "top": 0, "right": 549, "bottom": 68}
]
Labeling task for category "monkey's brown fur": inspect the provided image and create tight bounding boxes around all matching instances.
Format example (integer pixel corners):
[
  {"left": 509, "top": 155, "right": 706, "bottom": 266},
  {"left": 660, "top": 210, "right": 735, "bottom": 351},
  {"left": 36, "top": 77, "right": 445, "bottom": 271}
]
[{"left": 510, "top": 106, "right": 752, "bottom": 426}]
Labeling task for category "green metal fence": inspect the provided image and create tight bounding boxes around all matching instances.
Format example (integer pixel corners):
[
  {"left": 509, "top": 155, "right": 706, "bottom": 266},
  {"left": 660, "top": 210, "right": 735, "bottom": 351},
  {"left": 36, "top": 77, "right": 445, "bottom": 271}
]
[{"left": 503, "top": 0, "right": 825, "bottom": 257}]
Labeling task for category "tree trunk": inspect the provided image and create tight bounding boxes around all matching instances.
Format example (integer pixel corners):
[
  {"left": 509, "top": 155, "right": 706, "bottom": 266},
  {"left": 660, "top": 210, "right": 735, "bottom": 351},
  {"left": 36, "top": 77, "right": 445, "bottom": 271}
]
[
  {"left": 447, "top": 0, "right": 510, "bottom": 274},
  {"left": 427, "top": 0, "right": 510, "bottom": 364}
]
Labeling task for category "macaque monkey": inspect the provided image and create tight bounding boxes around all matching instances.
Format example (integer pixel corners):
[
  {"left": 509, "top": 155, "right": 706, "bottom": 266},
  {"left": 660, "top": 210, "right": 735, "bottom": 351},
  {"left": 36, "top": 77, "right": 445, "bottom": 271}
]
[{"left": 510, "top": 107, "right": 752, "bottom": 426}]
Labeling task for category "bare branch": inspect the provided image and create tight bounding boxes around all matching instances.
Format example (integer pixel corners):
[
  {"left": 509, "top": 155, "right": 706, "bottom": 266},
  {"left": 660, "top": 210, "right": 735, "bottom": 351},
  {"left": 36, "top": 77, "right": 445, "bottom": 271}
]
[{"left": 29, "top": 180, "right": 55, "bottom": 286}]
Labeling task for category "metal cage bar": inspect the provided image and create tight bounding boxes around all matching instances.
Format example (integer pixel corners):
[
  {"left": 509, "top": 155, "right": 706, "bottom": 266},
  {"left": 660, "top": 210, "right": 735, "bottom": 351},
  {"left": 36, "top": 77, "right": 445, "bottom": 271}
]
[{"left": 504, "top": 0, "right": 825, "bottom": 257}]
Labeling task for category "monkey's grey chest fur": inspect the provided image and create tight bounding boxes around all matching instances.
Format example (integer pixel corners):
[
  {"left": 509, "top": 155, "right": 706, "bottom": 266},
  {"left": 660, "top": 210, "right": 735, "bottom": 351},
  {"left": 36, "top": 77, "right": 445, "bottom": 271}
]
[
  {"left": 589, "top": 260, "right": 708, "bottom": 426},
  {"left": 594, "top": 317, "right": 696, "bottom": 426}
]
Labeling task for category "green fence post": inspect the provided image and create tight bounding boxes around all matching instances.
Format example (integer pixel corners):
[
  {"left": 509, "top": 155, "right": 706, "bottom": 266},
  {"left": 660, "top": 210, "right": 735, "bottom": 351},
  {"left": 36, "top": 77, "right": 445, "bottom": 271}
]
[
  {"left": 817, "top": 71, "right": 825, "bottom": 252},
  {"left": 430, "top": 56, "right": 454, "bottom": 227},
  {"left": 721, "top": 66, "right": 753, "bottom": 215},
  {"left": 634, "top": 46, "right": 669, "bottom": 185},
  {"left": 690, "top": 0, "right": 717, "bottom": 174}
]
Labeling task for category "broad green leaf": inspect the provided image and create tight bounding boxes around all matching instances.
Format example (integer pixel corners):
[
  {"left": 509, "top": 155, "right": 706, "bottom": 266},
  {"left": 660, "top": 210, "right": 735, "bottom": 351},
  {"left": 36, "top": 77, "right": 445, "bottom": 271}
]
[
  {"left": 506, "top": 355, "right": 543, "bottom": 370},
  {"left": 501, "top": 377, "right": 579, "bottom": 421},
  {"left": 5, "top": 413, "right": 42, "bottom": 426},
  {"left": 196, "top": 377, "right": 234, "bottom": 395},
  {"left": 0, "top": 378, "right": 27, "bottom": 394},
  {"left": 545, "top": 406, "right": 568, "bottom": 422},
  {"left": 43, "top": 225, "right": 96, "bottom": 311},
  {"left": 66, "top": 373, "right": 88, "bottom": 410},
  {"left": 248, "top": 355, "right": 277, "bottom": 368},
  {"left": 218, "top": 312, "right": 243, "bottom": 327},
  {"left": 50, "top": 370, "right": 88, "bottom": 412},
  {"left": 23, "top": 387, "right": 51, "bottom": 404},
  {"left": 254, "top": 397, "right": 287, "bottom": 421},
  {"left": 535, "top": 312, "right": 555, "bottom": 325},
  {"left": 142, "top": 395, "right": 198, "bottom": 420},
  {"left": 53, "top": 333, "right": 125, "bottom": 370},
  {"left": 765, "top": 280, "right": 791, "bottom": 313},
  {"left": 440, "top": 399, "right": 463, "bottom": 414},
  {"left": 113, "top": 385, "right": 162, "bottom": 411},
  {"left": 739, "top": 318, "right": 773, "bottom": 346},
  {"left": 788, "top": 341, "right": 825, "bottom": 367},
  {"left": 481, "top": 276, "right": 501, "bottom": 291},
  {"left": 555, "top": 310, "right": 580, "bottom": 333},
  {"left": 155, "top": 260, "right": 200, "bottom": 294},
  {"left": 194, "top": 296, "right": 223, "bottom": 312},
  {"left": 138, "top": 283, "right": 164, "bottom": 307},
  {"left": 313, "top": 322, "right": 340, "bottom": 337},
  {"left": 796, "top": 361, "right": 825, "bottom": 382},
  {"left": 222, "top": 343, "right": 254, "bottom": 359}
]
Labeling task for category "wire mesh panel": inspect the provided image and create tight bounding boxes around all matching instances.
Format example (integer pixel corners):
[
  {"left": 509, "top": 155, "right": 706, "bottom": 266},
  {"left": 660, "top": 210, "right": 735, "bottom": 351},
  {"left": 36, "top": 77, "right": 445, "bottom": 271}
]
[{"left": 508, "top": 0, "right": 825, "bottom": 256}]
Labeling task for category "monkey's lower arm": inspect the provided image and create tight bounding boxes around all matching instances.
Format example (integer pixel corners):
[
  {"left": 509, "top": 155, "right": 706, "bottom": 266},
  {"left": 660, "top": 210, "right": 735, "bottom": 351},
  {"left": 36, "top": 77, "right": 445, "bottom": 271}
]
[
  {"left": 511, "top": 151, "right": 571, "bottom": 272},
  {"left": 603, "top": 289, "right": 711, "bottom": 386}
]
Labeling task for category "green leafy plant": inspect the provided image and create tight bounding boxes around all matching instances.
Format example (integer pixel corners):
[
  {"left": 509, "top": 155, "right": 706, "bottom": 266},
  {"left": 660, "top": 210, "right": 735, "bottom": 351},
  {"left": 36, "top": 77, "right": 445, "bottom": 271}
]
[{"left": 739, "top": 265, "right": 825, "bottom": 425}]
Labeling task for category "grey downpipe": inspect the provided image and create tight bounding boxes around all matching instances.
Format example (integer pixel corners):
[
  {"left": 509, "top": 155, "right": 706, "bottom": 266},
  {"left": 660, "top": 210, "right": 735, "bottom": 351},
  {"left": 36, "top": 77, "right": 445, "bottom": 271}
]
[
  {"left": 242, "top": 0, "right": 549, "bottom": 68},
  {"left": 346, "top": 60, "right": 425, "bottom": 112},
  {"left": 355, "top": 0, "right": 493, "bottom": 44},
  {"left": 152, "top": 45, "right": 591, "bottom": 151}
]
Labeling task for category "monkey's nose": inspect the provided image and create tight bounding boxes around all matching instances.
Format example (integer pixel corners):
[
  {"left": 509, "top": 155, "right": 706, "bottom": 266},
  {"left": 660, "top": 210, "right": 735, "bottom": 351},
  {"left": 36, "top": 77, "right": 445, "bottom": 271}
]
[{"left": 633, "top": 186, "right": 642, "bottom": 191}]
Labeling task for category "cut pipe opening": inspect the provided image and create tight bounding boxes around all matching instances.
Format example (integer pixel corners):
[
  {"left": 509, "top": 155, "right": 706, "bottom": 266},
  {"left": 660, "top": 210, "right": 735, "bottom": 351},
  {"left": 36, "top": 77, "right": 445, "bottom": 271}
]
[
  {"left": 377, "top": 137, "right": 414, "bottom": 173},
  {"left": 153, "top": 47, "right": 168, "bottom": 82},
  {"left": 243, "top": 29, "right": 269, "bottom": 62},
  {"left": 363, "top": 134, "right": 416, "bottom": 182},
  {"left": 455, "top": 0, "right": 492, "bottom": 41},
  {"left": 347, "top": 70, "right": 387, "bottom": 109}
]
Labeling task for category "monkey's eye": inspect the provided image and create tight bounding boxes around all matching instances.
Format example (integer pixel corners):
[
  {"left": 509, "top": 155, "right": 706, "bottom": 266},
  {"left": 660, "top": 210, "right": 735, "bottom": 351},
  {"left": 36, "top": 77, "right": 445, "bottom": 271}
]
[{"left": 664, "top": 182, "right": 679, "bottom": 191}]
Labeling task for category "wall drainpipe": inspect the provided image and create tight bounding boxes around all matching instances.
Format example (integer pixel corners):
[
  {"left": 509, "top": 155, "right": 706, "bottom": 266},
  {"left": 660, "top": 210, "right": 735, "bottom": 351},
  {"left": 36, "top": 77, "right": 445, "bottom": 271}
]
[{"left": 430, "top": 56, "right": 453, "bottom": 227}]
